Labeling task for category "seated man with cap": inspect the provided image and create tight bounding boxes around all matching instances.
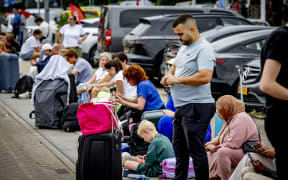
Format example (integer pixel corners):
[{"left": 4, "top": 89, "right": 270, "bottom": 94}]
[{"left": 34, "top": 43, "right": 53, "bottom": 73}]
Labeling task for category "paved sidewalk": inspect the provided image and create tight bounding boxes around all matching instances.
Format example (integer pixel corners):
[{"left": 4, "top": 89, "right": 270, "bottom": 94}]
[{"left": 0, "top": 103, "right": 74, "bottom": 180}]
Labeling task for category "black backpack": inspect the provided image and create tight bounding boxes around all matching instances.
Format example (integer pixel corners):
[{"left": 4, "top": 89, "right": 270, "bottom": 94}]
[
  {"left": 127, "top": 123, "right": 149, "bottom": 156},
  {"left": 61, "top": 103, "right": 80, "bottom": 132},
  {"left": 13, "top": 75, "right": 34, "bottom": 98}
]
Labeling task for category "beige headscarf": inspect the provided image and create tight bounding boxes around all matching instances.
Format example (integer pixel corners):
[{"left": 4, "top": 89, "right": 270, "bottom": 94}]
[{"left": 216, "top": 95, "right": 245, "bottom": 122}]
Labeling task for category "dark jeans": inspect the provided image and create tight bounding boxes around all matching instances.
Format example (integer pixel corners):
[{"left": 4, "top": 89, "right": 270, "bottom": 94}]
[
  {"left": 173, "top": 103, "right": 215, "bottom": 180},
  {"left": 265, "top": 103, "right": 288, "bottom": 180}
]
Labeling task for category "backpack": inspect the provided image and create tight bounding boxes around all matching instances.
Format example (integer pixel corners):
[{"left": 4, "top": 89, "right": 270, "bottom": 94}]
[
  {"left": 13, "top": 75, "right": 34, "bottom": 98},
  {"left": 61, "top": 103, "right": 80, "bottom": 132},
  {"left": 127, "top": 123, "right": 149, "bottom": 156}
]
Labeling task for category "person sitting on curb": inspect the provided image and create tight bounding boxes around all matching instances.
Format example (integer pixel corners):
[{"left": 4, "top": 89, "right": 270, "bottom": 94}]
[
  {"left": 77, "top": 52, "right": 112, "bottom": 103},
  {"left": 87, "top": 52, "right": 136, "bottom": 100},
  {"left": 122, "top": 120, "right": 174, "bottom": 177},
  {"left": 19, "top": 29, "right": 42, "bottom": 62},
  {"left": 206, "top": 95, "right": 259, "bottom": 180},
  {"left": 63, "top": 48, "right": 93, "bottom": 85},
  {"left": 229, "top": 143, "right": 276, "bottom": 180},
  {"left": 116, "top": 64, "right": 164, "bottom": 123}
]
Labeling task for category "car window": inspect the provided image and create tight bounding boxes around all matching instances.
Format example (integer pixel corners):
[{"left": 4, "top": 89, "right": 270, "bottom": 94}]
[
  {"left": 130, "top": 23, "right": 151, "bottom": 35},
  {"left": 120, "top": 10, "right": 162, "bottom": 28},
  {"left": 244, "top": 39, "right": 267, "bottom": 51},
  {"left": 195, "top": 17, "right": 218, "bottom": 33},
  {"left": 221, "top": 17, "right": 252, "bottom": 26},
  {"left": 82, "top": 21, "right": 99, "bottom": 28}
]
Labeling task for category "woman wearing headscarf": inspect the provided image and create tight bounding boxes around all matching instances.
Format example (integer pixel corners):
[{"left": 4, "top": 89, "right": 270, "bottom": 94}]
[{"left": 206, "top": 95, "right": 259, "bottom": 180}]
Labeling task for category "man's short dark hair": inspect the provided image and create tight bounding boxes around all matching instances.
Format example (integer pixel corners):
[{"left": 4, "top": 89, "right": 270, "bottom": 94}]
[
  {"left": 33, "top": 29, "right": 42, "bottom": 35},
  {"left": 173, "top": 14, "right": 195, "bottom": 28},
  {"left": 114, "top": 52, "right": 128, "bottom": 63},
  {"left": 64, "top": 48, "right": 78, "bottom": 58},
  {"left": 35, "top": 16, "right": 43, "bottom": 23}
]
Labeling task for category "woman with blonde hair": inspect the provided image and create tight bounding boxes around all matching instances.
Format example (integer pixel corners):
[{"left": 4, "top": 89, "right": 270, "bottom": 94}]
[
  {"left": 77, "top": 52, "right": 112, "bottom": 103},
  {"left": 206, "top": 95, "right": 259, "bottom": 180}
]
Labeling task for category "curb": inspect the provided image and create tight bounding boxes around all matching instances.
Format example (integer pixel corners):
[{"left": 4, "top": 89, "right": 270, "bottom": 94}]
[{"left": 0, "top": 99, "right": 76, "bottom": 174}]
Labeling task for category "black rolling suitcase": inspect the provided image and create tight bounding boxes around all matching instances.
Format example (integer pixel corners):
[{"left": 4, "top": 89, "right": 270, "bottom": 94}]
[{"left": 76, "top": 87, "right": 122, "bottom": 180}]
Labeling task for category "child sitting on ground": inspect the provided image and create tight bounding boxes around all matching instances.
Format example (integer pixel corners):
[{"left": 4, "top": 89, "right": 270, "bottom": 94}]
[{"left": 122, "top": 120, "right": 174, "bottom": 177}]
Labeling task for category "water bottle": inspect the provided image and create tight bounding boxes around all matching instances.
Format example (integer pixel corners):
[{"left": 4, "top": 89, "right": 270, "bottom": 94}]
[{"left": 127, "top": 174, "right": 148, "bottom": 180}]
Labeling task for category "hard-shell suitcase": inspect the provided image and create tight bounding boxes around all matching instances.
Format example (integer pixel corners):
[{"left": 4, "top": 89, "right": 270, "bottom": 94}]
[
  {"left": 141, "top": 110, "right": 165, "bottom": 128},
  {"left": 76, "top": 131, "right": 122, "bottom": 180},
  {"left": 76, "top": 86, "right": 122, "bottom": 180},
  {"left": 0, "top": 53, "right": 19, "bottom": 91}
]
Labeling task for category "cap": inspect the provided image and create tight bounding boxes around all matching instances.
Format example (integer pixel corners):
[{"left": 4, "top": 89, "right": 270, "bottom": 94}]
[{"left": 42, "top": 43, "right": 52, "bottom": 51}]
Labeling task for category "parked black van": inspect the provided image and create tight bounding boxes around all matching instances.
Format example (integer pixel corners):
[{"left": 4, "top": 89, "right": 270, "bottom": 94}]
[{"left": 95, "top": 5, "right": 244, "bottom": 62}]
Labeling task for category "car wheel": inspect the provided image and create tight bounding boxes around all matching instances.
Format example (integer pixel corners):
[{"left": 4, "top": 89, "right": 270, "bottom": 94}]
[{"left": 89, "top": 45, "right": 98, "bottom": 68}]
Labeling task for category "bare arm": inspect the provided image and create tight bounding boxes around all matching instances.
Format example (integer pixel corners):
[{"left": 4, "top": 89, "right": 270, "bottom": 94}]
[
  {"left": 260, "top": 59, "right": 288, "bottom": 100},
  {"left": 57, "top": 32, "right": 62, "bottom": 45},
  {"left": 78, "top": 33, "right": 87, "bottom": 44},
  {"left": 166, "top": 69, "right": 213, "bottom": 86},
  {"left": 117, "top": 95, "right": 146, "bottom": 111},
  {"left": 87, "top": 75, "right": 97, "bottom": 85}
]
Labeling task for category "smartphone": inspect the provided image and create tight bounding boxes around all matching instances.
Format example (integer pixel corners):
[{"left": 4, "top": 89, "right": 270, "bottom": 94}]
[{"left": 247, "top": 153, "right": 256, "bottom": 162}]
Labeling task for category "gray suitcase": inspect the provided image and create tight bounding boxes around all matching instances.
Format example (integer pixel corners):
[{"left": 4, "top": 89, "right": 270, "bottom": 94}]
[
  {"left": 34, "top": 79, "right": 68, "bottom": 128},
  {"left": 0, "top": 53, "right": 19, "bottom": 91}
]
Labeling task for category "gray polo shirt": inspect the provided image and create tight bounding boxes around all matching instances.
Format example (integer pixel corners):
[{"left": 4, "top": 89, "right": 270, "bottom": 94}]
[
  {"left": 74, "top": 58, "right": 93, "bottom": 84},
  {"left": 171, "top": 37, "right": 215, "bottom": 107}
]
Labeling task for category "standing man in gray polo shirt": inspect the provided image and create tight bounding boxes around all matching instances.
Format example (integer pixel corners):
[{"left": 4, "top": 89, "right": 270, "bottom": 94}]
[{"left": 161, "top": 14, "right": 216, "bottom": 180}]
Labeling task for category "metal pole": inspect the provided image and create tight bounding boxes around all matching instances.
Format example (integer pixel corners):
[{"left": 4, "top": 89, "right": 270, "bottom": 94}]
[
  {"left": 37, "top": 0, "right": 40, "bottom": 15},
  {"left": 44, "top": 0, "right": 49, "bottom": 23},
  {"left": 260, "top": 0, "right": 266, "bottom": 21}
]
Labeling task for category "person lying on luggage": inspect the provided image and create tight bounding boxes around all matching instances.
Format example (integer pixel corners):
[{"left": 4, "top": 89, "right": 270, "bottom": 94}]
[
  {"left": 116, "top": 64, "right": 164, "bottom": 123},
  {"left": 123, "top": 120, "right": 174, "bottom": 177},
  {"left": 19, "top": 29, "right": 42, "bottom": 62}
]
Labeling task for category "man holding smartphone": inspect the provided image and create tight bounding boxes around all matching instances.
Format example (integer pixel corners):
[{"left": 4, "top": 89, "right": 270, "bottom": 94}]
[{"left": 161, "top": 14, "right": 216, "bottom": 180}]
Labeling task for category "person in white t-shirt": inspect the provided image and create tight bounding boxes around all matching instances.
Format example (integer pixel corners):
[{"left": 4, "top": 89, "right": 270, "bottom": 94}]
[
  {"left": 90, "top": 59, "right": 124, "bottom": 99},
  {"left": 87, "top": 52, "right": 137, "bottom": 98},
  {"left": 19, "top": 29, "right": 42, "bottom": 61},
  {"left": 77, "top": 52, "right": 112, "bottom": 103},
  {"left": 57, "top": 15, "right": 87, "bottom": 57},
  {"left": 34, "top": 16, "right": 52, "bottom": 42}
]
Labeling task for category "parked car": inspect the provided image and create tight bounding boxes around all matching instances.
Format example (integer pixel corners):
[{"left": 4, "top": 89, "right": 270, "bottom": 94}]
[
  {"left": 163, "top": 29, "right": 275, "bottom": 99},
  {"left": 236, "top": 58, "right": 265, "bottom": 111},
  {"left": 95, "top": 5, "right": 244, "bottom": 63},
  {"left": 80, "top": 18, "right": 99, "bottom": 66},
  {"left": 161, "top": 25, "right": 272, "bottom": 78},
  {"left": 248, "top": 18, "right": 270, "bottom": 26},
  {"left": 124, "top": 15, "right": 254, "bottom": 79}
]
